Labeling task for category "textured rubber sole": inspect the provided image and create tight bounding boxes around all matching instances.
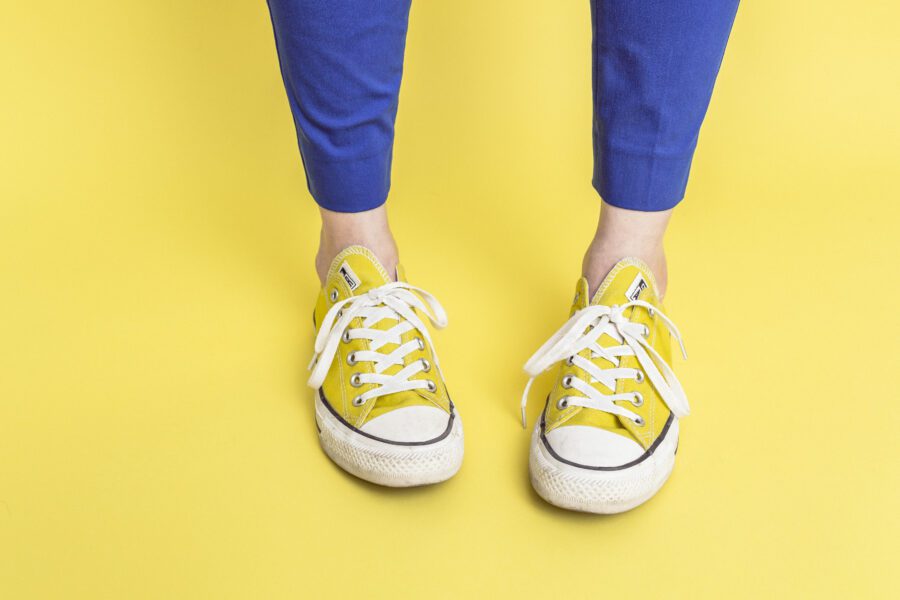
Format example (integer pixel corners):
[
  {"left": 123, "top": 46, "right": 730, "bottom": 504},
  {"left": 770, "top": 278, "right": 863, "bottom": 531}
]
[
  {"left": 315, "top": 395, "right": 464, "bottom": 487},
  {"left": 529, "top": 419, "right": 679, "bottom": 514}
]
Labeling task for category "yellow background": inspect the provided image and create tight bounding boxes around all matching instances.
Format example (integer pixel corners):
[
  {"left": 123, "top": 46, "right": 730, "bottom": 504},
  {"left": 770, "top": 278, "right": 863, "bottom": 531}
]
[{"left": 2, "top": 1, "right": 898, "bottom": 598}]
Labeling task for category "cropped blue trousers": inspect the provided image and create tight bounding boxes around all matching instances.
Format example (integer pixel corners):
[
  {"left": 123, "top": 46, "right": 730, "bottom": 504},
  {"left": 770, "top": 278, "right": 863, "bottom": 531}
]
[{"left": 267, "top": 1, "right": 739, "bottom": 213}]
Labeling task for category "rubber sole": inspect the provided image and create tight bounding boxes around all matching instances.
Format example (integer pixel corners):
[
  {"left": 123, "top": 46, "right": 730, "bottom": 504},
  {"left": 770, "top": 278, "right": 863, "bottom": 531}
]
[
  {"left": 315, "top": 394, "right": 464, "bottom": 487},
  {"left": 529, "top": 419, "right": 679, "bottom": 514}
]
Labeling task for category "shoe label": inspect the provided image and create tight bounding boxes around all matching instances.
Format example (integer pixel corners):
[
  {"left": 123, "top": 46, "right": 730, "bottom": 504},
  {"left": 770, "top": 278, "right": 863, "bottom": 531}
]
[
  {"left": 625, "top": 273, "right": 647, "bottom": 302},
  {"left": 338, "top": 261, "right": 361, "bottom": 292}
]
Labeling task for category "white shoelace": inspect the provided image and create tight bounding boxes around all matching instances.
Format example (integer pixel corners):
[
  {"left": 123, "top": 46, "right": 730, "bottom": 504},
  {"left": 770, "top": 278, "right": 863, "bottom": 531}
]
[
  {"left": 308, "top": 282, "right": 448, "bottom": 406},
  {"left": 521, "top": 300, "right": 689, "bottom": 427}
]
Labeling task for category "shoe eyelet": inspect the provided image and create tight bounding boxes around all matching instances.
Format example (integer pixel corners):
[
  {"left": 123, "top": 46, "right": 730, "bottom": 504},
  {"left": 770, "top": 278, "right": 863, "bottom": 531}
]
[
  {"left": 416, "top": 337, "right": 425, "bottom": 351},
  {"left": 352, "top": 396, "right": 365, "bottom": 407},
  {"left": 562, "top": 376, "right": 574, "bottom": 389},
  {"left": 342, "top": 330, "right": 352, "bottom": 343},
  {"left": 425, "top": 380, "right": 437, "bottom": 393},
  {"left": 634, "top": 416, "right": 645, "bottom": 427},
  {"left": 347, "top": 352, "right": 357, "bottom": 365},
  {"left": 420, "top": 358, "right": 431, "bottom": 372},
  {"left": 635, "top": 370, "right": 645, "bottom": 384},
  {"left": 632, "top": 392, "right": 644, "bottom": 407},
  {"left": 329, "top": 289, "right": 339, "bottom": 302},
  {"left": 336, "top": 309, "right": 343, "bottom": 319},
  {"left": 648, "top": 307, "right": 655, "bottom": 317},
  {"left": 641, "top": 325, "right": 650, "bottom": 338},
  {"left": 565, "top": 356, "right": 575, "bottom": 366},
  {"left": 557, "top": 398, "right": 569, "bottom": 410},
  {"left": 350, "top": 373, "right": 363, "bottom": 387}
]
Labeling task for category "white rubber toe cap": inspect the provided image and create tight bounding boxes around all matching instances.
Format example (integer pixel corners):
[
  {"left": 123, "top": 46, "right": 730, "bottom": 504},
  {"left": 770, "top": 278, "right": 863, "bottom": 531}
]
[
  {"left": 359, "top": 405, "right": 451, "bottom": 443},
  {"left": 544, "top": 425, "right": 644, "bottom": 468}
]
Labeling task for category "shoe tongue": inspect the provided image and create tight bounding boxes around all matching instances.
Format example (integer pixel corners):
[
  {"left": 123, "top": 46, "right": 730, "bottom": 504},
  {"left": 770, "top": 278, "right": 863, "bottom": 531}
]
[
  {"left": 326, "top": 246, "right": 426, "bottom": 420},
  {"left": 590, "top": 257, "right": 660, "bottom": 307},
  {"left": 562, "top": 258, "right": 661, "bottom": 439},
  {"left": 326, "top": 246, "right": 395, "bottom": 296}
]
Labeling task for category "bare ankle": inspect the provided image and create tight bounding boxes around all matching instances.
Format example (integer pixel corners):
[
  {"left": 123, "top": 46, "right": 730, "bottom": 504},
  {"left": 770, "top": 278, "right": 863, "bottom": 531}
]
[
  {"left": 316, "top": 205, "right": 399, "bottom": 284},
  {"left": 583, "top": 245, "right": 668, "bottom": 298},
  {"left": 582, "top": 201, "right": 672, "bottom": 298}
]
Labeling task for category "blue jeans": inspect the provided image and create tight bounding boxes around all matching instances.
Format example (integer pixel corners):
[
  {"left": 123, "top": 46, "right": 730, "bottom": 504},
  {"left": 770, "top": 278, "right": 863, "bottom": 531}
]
[{"left": 267, "top": 0, "right": 739, "bottom": 213}]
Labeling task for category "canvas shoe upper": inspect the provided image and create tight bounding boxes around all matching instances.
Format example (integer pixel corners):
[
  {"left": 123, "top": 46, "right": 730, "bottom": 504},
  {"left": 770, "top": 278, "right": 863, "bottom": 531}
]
[
  {"left": 308, "top": 246, "right": 463, "bottom": 487},
  {"left": 522, "top": 258, "right": 688, "bottom": 512}
]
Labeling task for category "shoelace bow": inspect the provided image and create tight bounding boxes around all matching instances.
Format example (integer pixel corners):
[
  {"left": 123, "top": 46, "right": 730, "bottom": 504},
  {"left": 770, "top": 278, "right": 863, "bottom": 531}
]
[
  {"left": 521, "top": 300, "right": 689, "bottom": 428},
  {"left": 308, "top": 282, "right": 447, "bottom": 405}
]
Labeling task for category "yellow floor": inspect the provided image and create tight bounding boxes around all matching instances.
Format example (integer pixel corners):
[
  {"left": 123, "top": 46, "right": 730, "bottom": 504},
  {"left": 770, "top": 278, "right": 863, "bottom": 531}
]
[{"left": 2, "top": 2, "right": 898, "bottom": 598}]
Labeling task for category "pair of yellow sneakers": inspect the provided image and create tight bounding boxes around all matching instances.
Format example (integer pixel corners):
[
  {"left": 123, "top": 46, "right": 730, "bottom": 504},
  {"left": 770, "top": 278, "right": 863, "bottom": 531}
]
[{"left": 308, "top": 246, "right": 689, "bottom": 514}]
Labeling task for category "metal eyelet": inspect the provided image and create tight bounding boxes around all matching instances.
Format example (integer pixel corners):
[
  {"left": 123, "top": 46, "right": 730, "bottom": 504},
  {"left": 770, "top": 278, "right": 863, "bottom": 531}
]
[
  {"left": 557, "top": 398, "right": 569, "bottom": 410},
  {"left": 336, "top": 309, "right": 343, "bottom": 319},
  {"left": 420, "top": 358, "right": 431, "bottom": 372},
  {"left": 352, "top": 396, "right": 365, "bottom": 407},
  {"left": 562, "top": 376, "right": 574, "bottom": 389},
  {"left": 342, "top": 330, "right": 351, "bottom": 343},
  {"left": 346, "top": 352, "right": 357, "bottom": 365},
  {"left": 632, "top": 392, "right": 644, "bottom": 407},
  {"left": 648, "top": 307, "right": 655, "bottom": 317},
  {"left": 350, "top": 373, "right": 363, "bottom": 387},
  {"left": 426, "top": 380, "right": 437, "bottom": 393},
  {"left": 635, "top": 370, "right": 645, "bottom": 384},
  {"left": 416, "top": 337, "right": 425, "bottom": 351},
  {"left": 329, "top": 289, "right": 339, "bottom": 302},
  {"left": 634, "top": 416, "right": 645, "bottom": 427},
  {"left": 641, "top": 325, "right": 650, "bottom": 338},
  {"left": 565, "top": 356, "right": 575, "bottom": 366}
]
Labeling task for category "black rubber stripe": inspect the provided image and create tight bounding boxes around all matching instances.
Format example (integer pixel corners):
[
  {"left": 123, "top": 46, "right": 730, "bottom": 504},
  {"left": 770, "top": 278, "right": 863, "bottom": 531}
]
[
  {"left": 318, "top": 388, "right": 455, "bottom": 447},
  {"left": 539, "top": 401, "right": 675, "bottom": 471}
]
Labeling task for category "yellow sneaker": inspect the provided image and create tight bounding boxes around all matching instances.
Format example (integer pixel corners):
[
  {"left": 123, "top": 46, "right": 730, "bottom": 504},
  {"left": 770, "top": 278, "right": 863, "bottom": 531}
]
[
  {"left": 521, "top": 258, "right": 689, "bottom": 513},
  {"left": 308, "top": 246, "right": 463, "bottom": 487}
]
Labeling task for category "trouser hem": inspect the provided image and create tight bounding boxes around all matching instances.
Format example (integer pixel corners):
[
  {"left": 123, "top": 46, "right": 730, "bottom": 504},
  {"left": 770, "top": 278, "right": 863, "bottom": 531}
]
[
  {"left": 593, "top": 146, "right": 695, "bottom": 212},
  {"left": 303, "top": 150, "right": 392, "bottom": 213}
]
